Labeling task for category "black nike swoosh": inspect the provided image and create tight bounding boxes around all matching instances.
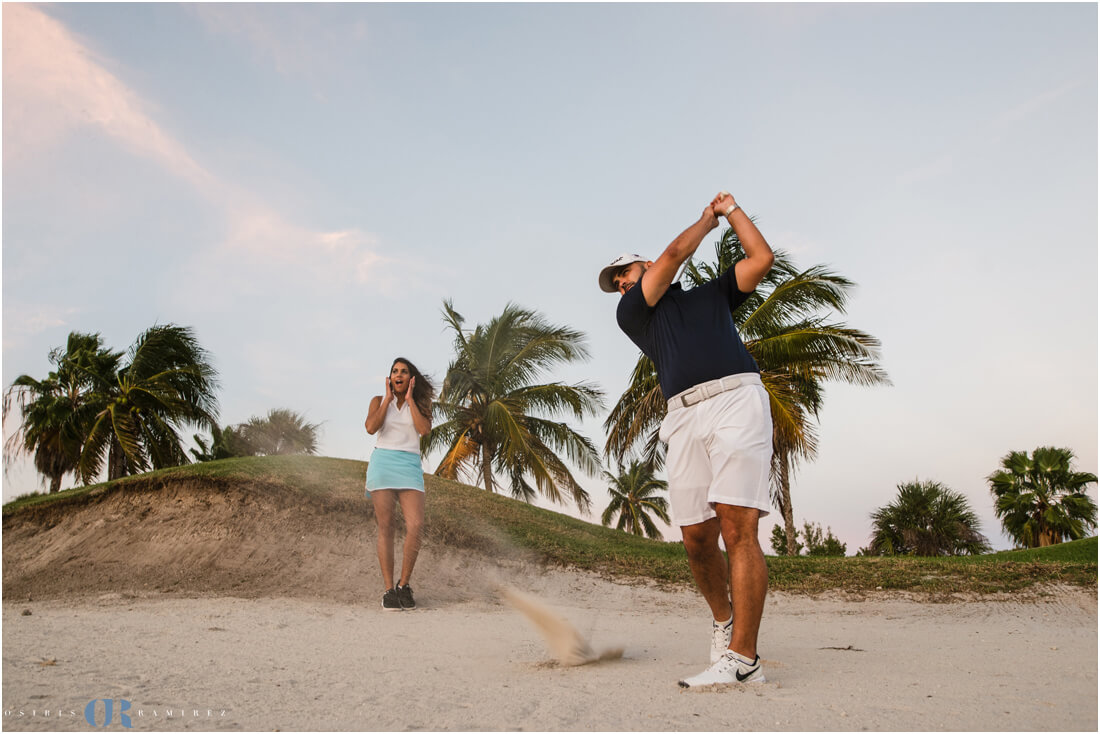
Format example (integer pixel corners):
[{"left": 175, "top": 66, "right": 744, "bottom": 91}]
[{"left": 735, "top": 663, "right": 759, "bottom": 682}]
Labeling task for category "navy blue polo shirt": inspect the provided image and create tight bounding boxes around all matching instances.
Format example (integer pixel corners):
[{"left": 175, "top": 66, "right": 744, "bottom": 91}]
[{"left": 616, "top": 266, "right": 759, "bottom": 399}]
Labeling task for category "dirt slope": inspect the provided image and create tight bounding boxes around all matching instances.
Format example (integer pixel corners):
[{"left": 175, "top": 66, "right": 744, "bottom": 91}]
[{"left": 2, "top": 476, "right": 427, "bottom": 603}]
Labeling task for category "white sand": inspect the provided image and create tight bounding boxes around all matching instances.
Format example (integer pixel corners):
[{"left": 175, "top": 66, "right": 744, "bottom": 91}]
[{"left": 2, "top": 569, "right": 1096, "bottom": 731}]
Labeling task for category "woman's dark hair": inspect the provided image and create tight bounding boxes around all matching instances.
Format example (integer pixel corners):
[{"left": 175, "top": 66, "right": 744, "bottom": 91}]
[{"left": 391, "top": 357, "right": 435, "bottom": 417}]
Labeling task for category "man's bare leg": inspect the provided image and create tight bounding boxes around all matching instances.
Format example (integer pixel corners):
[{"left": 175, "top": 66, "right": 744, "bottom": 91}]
[
  {"left": 680, "top": 518, "right": 733, "bottom": 622},
  {"left": 715, "top": 503, "right": 767, "bottom": 659}
]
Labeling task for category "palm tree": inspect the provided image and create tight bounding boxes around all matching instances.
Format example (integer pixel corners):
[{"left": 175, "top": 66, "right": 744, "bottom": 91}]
[
  {"left": 5, "top": 372, "right": 80, "bottom": 493},
  {"left": 868, "top": 479, "right": 991, "bottom": 556},
  {"left": 78, "top": 324, "right": 220, "bottom": 482},
  {"left": 3, "top": 333, "right": 121, "bottom": 492},
  {"left": 601, "top": 460, "right": 670, "bottom": 539},
  {"left": 233, "top": 408, "right": 321, "bottom": 456},
  {"left": 425, "top": 300, "right": 605, "bottom": 512},
  {"left": 987, "top": 447, "right": 1097, "bottom": 548},
  {"left": 191, "top": 424, "right": 236, "bottom": 462},
  {"left": 604, "top": 230, "right": 890, "bottom": 553}
]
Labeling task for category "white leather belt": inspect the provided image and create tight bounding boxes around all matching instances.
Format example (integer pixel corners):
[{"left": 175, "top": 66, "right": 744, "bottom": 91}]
[{"left": 667, "top": 373, "right": 761, "bottom": 411}]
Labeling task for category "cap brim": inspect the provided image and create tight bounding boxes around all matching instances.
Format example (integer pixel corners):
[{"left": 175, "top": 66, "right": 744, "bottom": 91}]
[{"left": 598, "top": 266, "right": 620, "bottom": 293}]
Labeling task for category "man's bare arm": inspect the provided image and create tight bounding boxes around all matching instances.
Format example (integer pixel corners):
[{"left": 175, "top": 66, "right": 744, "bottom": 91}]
[
  {"left": 712, "top": 192, "right": 774, "bottom": 292},
  {"left": 640, "top": 206, "right": 720, "bottom": 306}
]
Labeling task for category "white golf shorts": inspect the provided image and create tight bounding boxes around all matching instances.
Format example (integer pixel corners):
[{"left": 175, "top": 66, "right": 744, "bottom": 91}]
[{"left": 658, "top": 376, "right": 773, "bottom": 527}]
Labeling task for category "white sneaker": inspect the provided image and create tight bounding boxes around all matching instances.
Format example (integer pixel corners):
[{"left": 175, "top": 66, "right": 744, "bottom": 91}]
[
  {"left": 710, "top": 617, "right": 733, "bottom": 663},
  {"left": 679, "top": 650, "right": 765, "bottom": 688}
]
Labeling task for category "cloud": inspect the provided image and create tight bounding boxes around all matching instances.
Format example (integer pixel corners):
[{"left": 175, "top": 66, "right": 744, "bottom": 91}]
[
  {"left": 2, "top": 4, "right": 404, "bottom": 291},
  {"left": 896, "top": 153, "right": 955, "bottom": 186},
  {"left": 998, "top": 80, "right": 1082, "bottom": 126},
  {"left": 222, "top": 209, "right": 400, "bottom": 287},
  {"left": 188, "top": 4, "right": 368, "bottom": 87},
  {"left": 895, "top": 78, "right": 1083, "bottom": 186},
  {"left": 1, "top": 304, "right": 83, "bottom": 351},
  {"left": 2, "top": 4, "right": 212, "bottom": 187}
]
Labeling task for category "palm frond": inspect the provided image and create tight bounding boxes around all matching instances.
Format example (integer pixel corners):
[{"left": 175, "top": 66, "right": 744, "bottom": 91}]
[
  {"left": 602, "top": 354, "right": 665, "bottom": 464},
  {"left": 426, "top": 300, "right": 601, "bottom": 510}
]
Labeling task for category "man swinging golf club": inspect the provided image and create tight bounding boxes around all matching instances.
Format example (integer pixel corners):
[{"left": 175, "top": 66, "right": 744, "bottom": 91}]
[{"left": 598, "top": 190, "right": 775, "bottom": 687}]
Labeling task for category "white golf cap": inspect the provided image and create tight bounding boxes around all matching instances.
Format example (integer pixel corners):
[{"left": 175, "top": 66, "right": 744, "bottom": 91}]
[{"left": 598, "top": 253, "right": 649, "bottom": 293}]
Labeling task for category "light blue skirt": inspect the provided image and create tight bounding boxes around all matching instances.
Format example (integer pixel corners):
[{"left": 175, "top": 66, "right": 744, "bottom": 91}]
[{"left": 365, "top": 448, "right": 425, "bottom": 495}]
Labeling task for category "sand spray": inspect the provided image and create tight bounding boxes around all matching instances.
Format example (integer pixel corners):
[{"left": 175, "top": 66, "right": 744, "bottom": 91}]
[
  {"left": 421, "top": 509, "right": 623, "bottom": 666},
  {"left": 499, "top": 585, "right": 624, "bottom": 666}
]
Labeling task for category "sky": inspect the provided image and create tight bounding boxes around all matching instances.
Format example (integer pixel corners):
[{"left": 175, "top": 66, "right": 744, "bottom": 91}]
[{"left": 2, "top": 2, "right": 1097, "bottom": 554}]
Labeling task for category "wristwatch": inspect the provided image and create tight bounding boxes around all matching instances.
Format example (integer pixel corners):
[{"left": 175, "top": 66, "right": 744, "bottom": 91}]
[{"left": 724, "top": 202, "right": 740, "bottom": 217}]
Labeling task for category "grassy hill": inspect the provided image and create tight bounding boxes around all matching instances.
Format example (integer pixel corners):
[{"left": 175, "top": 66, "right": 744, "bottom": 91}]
[{"left": 3, "top": 455, "right": 1096, "bottom": 599}]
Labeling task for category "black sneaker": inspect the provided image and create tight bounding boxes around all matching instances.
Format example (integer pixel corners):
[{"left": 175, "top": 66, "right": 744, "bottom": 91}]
[
  {"left": 382, "top": 587, "right": 401, "bottom": 611},
  {"left": 395, "top": 583, "right": 416, "bottom": 610}
]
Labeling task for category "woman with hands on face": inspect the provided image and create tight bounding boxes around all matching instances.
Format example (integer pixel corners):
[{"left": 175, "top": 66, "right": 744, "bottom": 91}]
[{"left": 364, "top": 357, "right": 435, "bottom": 611}]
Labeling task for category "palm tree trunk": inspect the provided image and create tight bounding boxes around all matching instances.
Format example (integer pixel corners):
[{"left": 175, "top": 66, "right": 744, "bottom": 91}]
[
  {"left": 49, "top": 474, "right": 62, "bottom": 493},
  {"left": 481, "top": 443, "right": 495, "bottom": 493},
  {"left": 779, "top": 454, "right": 797, "bottom": 556},
  {"left": 108, "top": 436, "right": 126, "bottom": 481}
]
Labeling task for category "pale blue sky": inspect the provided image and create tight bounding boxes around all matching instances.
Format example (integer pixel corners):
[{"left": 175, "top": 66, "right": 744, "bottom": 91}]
[{"left": 3, "top": 2, "right": 1097, "bottom": 552}]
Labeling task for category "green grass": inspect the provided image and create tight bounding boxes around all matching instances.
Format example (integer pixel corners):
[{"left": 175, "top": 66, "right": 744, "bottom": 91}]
[
  {"left": 984, "top": 536, "right": 1097, "bottom": 563},
  {"left": 0, "top": 455, "right": 364, "bottom": 515},
  {"left": 4, "top": 455, "right": 1096, "bottom": 595}
]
